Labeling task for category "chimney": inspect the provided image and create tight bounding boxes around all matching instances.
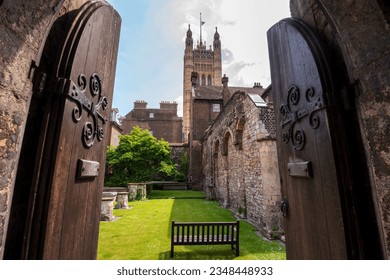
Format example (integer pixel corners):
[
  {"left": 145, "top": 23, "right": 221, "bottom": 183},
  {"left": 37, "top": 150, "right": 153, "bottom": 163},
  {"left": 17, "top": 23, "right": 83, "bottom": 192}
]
[
  {"left": 160, "top": 101, "right": 178, "bottom": 112},
  {"left": 222, "top": 74, "right": 229, "bottom": 88},
  {"left": 222, "top": 74, "right": 230, "bottom": 106},
  {"left": 133, "top": 100, "right": 148, "bottom": 109}
]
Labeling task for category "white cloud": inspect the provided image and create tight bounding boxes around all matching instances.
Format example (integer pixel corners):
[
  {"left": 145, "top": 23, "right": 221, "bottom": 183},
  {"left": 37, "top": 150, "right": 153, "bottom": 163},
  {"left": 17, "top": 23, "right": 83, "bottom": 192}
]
[
  {"left": 222, "top": 48, "right": 234, "bottom": 64},
  {"left": 107, "top": 0, "right": 290, "bottom": 115},
  {"left": 151, "top": 0, "right": 290, "bottom": 89}
]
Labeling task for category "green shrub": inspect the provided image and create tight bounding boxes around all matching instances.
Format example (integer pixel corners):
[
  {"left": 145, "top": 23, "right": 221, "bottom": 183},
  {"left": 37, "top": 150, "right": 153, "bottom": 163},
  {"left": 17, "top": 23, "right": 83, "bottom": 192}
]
[{"left": 105, "top": 127, "right": 179, "bottom": 186}]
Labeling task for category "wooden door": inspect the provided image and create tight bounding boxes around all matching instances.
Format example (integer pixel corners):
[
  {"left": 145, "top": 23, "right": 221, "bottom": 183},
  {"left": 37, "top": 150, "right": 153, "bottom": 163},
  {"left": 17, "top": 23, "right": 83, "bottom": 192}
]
[
  {"left": 268, "top": 18, "right": 348, "bottom": 259},
  {"left": 267, "top": 18, "right": 383, "bottom": 259},
  {"left": 5, "top": 1, "right": 121, "bottom": 259}
]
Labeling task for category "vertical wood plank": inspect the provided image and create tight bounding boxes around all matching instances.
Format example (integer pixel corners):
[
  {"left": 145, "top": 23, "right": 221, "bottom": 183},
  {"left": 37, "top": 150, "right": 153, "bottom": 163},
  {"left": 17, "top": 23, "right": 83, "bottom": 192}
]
[
  {"left": 34, "top": 2, "right": 121, "bottom": 260},
  {"left": 267, "top": 18, "right": 348, "bottom": 259}
]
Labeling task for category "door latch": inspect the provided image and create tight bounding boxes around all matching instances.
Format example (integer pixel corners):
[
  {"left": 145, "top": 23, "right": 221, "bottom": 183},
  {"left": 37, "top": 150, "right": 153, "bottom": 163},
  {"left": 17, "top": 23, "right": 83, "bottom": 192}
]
[{"left": 281, "top": 200, "right": 289, "bottom": 217}]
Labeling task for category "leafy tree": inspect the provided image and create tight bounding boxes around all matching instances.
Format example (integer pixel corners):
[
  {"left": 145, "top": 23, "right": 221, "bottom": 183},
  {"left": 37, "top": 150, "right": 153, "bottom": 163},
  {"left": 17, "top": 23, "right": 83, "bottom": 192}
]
[{"left": 105, "top": 126, "right": 179, "bottom": 186}]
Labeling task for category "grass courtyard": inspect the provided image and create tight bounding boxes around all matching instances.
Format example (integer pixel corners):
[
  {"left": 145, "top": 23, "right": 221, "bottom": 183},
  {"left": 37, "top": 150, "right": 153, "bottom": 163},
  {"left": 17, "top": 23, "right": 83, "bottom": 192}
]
[{"left": 97, "top": 190, "right": 285, "bottom": 260}]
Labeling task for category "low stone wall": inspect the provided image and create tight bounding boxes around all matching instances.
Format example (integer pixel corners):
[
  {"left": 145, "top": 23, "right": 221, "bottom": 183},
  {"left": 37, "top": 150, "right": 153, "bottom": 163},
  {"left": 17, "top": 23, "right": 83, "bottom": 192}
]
[
  {"left": 128, "top": 183, "right": 147, "bottom": 201},
  {"left": 115, "top": 192, "right": 129, "bottom": 209},
  {"left": 101, "top": 192, "right": 117, "bottom": 221},
  {"left": 103, "top": 187, "right": 127, "bottom": 193},
  {"left": 162, "top": 183, "right": 188, "bottom": 190}
]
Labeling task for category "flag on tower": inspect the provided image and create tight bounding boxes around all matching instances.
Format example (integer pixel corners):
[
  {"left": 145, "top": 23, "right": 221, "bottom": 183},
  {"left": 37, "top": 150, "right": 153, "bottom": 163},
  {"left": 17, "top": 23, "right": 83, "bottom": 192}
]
[{"left": 200, "top": 13, "right": 205, "bottom": 44}]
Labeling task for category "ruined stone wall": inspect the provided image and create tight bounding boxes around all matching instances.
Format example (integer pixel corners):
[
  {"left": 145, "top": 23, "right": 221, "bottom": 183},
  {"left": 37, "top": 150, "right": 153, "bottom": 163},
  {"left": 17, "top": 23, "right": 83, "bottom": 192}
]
[
  {"left": 202, "top": 91, "right": 282, "bottom": 238},
  {"left": 290, "top": 0, "right": 390, "bottom": 259},
  {"left": 0, "top": 0, "right": 88, "bottom": 259}
]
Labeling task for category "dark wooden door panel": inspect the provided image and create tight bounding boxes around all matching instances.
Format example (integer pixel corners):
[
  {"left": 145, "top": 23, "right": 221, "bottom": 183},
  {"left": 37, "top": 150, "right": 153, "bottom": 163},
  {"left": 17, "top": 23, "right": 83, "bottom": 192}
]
[
  {"left": 267, "top": 18, "right": 347, "bottom": 259},
  {"left": 18, "top": 1, "right": 121, "bottom": 259}
]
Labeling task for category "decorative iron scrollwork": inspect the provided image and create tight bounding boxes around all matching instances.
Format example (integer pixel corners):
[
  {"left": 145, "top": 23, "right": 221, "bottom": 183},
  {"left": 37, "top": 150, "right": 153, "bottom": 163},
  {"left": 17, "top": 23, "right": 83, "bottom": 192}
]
[
  {"left": 64, "top": 73, "right": 108, "bottom": 148},
  {"left": 280, "top": 85, "right": 326, "bottom": 150}
]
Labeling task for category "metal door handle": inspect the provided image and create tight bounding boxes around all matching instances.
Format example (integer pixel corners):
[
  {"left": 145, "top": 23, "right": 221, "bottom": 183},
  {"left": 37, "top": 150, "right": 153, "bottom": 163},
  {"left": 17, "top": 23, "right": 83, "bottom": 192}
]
[{"left": 281, "top": 200, "right": 289, "bottom": 217}]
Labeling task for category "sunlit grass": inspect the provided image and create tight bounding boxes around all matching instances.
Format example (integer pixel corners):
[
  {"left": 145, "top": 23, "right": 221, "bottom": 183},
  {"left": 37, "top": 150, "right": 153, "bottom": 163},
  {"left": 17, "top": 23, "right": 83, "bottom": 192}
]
[{"left": 97, "top": 190, "right": 285, "bottom": 260}]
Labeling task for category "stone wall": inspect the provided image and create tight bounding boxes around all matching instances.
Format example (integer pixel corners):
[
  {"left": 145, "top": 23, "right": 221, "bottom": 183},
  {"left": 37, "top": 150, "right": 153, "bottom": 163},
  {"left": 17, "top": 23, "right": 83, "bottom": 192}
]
[
  {"left": 290, "top": 0, "right": 390, "bottom": 259},
  {"left": 127, "top": 183, "right": 147, "bottom": 201},
  {"left": 202, "top": 91, "right": 282, "bottom": 238},
  {"left": 0, "top": 0, "right": 88, "bottom": 259}
]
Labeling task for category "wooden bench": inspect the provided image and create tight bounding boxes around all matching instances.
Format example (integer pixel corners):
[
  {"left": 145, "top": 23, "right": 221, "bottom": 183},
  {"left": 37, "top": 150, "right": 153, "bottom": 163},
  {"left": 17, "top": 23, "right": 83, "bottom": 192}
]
[{"left": 170, "top": 221, "right": 239, "bottom": 258}]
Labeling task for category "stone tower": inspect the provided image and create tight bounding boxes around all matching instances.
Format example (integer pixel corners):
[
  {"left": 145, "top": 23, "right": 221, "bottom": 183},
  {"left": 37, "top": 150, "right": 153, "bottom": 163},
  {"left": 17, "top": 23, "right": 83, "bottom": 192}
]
[{"left": 182, "top": 24, "right": 222, "bottom": 142}]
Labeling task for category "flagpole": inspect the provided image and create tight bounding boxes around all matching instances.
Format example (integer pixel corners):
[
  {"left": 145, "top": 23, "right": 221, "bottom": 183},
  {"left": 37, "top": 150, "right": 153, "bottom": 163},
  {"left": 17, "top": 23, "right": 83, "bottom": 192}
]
[{"left": 200, "top": 12, "right": 202, "bottom": 45}]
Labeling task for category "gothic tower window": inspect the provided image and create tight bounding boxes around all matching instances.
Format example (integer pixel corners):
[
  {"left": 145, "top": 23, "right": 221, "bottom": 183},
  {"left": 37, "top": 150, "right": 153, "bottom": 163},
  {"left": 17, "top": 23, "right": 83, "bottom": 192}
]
[
  {"left": 201, "top": 74, "right": 206, "bottom": 85},
  {"left": 208, "top": 75, "right": 212, "bottom": 85}
]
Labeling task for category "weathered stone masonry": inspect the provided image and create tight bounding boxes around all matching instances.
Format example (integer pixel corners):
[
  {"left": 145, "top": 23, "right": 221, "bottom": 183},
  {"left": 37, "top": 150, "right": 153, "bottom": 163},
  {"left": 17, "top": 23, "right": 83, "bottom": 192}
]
[{"left": 202, "top": 90, "right": 282, "bottom": 238}]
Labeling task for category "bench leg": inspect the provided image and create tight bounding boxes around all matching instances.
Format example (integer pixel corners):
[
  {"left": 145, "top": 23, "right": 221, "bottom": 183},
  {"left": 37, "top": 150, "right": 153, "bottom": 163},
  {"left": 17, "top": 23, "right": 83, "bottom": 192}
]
[{"left": 170, "top": 245, "right": 174, "bottom": 258}]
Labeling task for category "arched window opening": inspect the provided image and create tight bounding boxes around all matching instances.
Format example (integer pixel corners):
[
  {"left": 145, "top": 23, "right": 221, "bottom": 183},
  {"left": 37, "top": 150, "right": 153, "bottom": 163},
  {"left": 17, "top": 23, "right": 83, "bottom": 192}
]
[
  {"left": 213, "top": 140, "right": 220, "bottom": 187},
  {"left": 201, "top": 74, "right": 206, "bottom": 85},
  {"left": 222, "top": 131, "right": 231, "bottom": 156},
  {"left": 208, "top": 75, "right": 212, "bottom": 85}
]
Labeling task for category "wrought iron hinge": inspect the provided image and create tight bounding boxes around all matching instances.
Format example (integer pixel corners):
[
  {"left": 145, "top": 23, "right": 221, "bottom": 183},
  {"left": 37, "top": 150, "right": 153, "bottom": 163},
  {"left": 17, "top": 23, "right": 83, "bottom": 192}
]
[
  {"left": 280, "top": 85, "right": 327, "bottom": 151},
  {"left": 59, "top": 74, "right": 108, "bottom": 149}
]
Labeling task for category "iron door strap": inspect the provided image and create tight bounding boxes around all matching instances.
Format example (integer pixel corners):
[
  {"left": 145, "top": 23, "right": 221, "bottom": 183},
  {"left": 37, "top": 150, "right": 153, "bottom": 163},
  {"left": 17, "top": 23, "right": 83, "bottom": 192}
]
[
  {"left": 281, "top": 200, "right": 289, "bottom": 217},
  {"left": 58, "top": 74, "right": 108, "bottom": 148}
]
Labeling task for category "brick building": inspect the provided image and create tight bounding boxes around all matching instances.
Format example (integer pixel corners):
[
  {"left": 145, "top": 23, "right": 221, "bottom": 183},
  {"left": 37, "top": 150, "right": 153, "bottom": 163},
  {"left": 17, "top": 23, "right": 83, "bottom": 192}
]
[{"left": 121, "top": 100, "right": 183, "bottom": 144}]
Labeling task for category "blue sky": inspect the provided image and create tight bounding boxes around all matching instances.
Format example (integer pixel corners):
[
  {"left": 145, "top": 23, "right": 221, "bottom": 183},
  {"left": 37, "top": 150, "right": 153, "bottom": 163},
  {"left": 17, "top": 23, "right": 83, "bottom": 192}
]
[{"left": 106, "top": 0, "right": 290, "bottom": 118}]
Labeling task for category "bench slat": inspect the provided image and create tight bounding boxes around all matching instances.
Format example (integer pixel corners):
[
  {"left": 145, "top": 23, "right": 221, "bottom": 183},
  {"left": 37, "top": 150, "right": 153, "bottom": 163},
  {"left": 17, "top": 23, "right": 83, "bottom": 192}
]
[
  {"left": 170, "top": 221, "right": 239, "bottom": 258},
  {"left": 173, "top": 235, "right": 237, "bottom": 242}
]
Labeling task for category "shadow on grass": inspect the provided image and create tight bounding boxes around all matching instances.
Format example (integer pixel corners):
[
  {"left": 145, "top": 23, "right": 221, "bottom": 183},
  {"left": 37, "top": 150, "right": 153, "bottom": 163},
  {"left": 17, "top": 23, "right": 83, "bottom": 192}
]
[
  {"left": 97, "top": 190, "right": 285, "bottom": 260},
  {"left": 159, "top": 246, "right": 238, "bottom": 260},
  {"left": 152, "top": 190, "right": 285, "bottom": 260}
]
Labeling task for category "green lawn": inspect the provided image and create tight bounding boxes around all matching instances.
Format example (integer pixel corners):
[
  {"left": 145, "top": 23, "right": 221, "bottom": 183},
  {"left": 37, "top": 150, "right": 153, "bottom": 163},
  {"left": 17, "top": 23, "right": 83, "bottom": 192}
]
[{"left": 97, "top": 190, "right": 285, "bottom": 260}]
